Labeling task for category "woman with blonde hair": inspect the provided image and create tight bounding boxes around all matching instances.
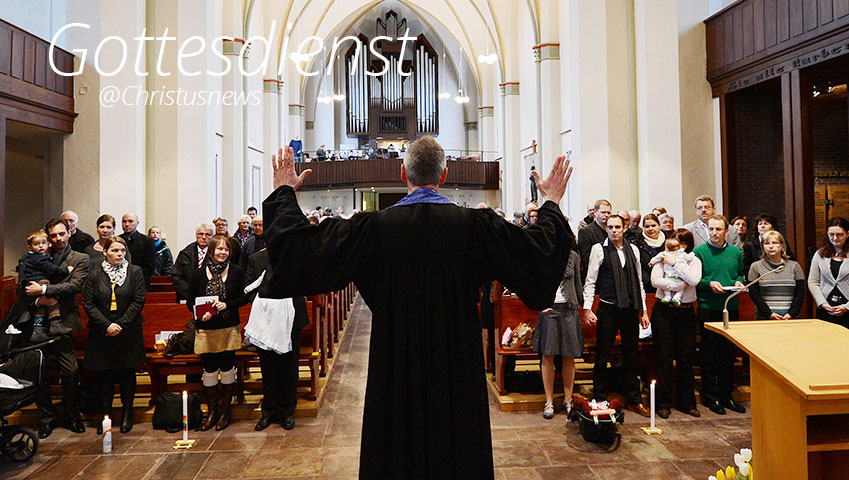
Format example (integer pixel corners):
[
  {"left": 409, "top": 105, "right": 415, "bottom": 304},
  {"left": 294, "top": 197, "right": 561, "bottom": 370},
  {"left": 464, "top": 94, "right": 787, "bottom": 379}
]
[
  {"left": 748, "top": 231, "right": 805, "bottom": 320},
  {"left": 187, "top": 235, "right": 249, "bottom": 430}
]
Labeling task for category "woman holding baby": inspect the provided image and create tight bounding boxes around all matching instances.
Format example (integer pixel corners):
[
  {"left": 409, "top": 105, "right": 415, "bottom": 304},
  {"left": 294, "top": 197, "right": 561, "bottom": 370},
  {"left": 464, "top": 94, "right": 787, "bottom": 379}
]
[{"left": 649, "top": 228, "right": 702, "bottom": 419}]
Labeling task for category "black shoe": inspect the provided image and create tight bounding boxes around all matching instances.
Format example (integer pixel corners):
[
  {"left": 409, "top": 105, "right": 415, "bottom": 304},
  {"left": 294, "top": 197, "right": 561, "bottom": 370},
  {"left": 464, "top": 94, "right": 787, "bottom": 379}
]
[
  {"left": 657, "top": 409, "right": 670, "bottom": 419},
  {"left": 120, "top": 406, "right": 133, "bottom": 433},
  {"left": 255, "top": 416, "right": 273, "bottom": 431},
  {"left": 704, "top": 401, "right": 726, "bottom": 415},
  {"left": 64, "top": 419, "right": 86, "bottom": 433},
  {"left": 282, "top": 416, "right": 295, "bottom": 430},
  {"left": 721, "top": 399, "right": 746, "bottom": 413},
  {"left": 38, "top": 422, "right": 54, "bottom": 439}
]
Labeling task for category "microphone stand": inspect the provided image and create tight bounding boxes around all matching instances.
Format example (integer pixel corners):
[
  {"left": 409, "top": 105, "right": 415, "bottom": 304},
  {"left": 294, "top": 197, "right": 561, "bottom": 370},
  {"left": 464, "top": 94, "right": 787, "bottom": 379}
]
[{"left": 723, "top": 264, "right": 786, "bottom": 329}]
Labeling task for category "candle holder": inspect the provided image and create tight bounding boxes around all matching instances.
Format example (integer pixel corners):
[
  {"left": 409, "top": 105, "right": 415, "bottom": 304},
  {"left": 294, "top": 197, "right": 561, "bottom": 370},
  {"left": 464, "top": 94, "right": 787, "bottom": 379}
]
[
  {"left": 641, "top": 379, "right": 663, "bottom": 435},
  {"left": 174, "top": 391, "right": 196, "bottom": 449}
]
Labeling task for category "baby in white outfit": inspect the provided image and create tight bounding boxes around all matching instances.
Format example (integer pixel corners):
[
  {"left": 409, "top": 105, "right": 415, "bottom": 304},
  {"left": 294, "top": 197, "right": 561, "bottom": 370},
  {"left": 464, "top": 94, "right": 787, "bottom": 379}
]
[{"left": 648, "top": 238, "right": 694, "bottom": 306}]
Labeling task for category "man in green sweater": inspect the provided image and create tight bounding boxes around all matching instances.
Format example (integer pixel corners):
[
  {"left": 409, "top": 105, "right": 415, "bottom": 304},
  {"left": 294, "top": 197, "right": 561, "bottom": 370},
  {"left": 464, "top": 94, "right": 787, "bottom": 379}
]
[{"left": 693, "top": 214, "right": 746, "bottom": 415}]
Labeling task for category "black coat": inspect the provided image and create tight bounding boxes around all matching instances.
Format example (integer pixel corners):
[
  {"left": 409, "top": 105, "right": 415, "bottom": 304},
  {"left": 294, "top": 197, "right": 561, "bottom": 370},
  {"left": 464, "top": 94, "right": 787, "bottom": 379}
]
[
  {"left": 82, "top": 264, "right": 146, "bottom": 370},
  {"left": 631, "top": 234, "right": 664, "bottom": 294},
  {"left": 186, "top": 263, "right": 249, "bottom": 330},
  {"left": 263, "top": 185, "right": 574, "bottom": 480},
  {"left": 152, "top": 240, "right": 174, "bottom": 276},
  {"left": 171, "top": 242, "right": 210, "bottom": 302},
  {"left": 245, "top": 249, "right": 309, "bottom": 332},
  {"left": 69, "top": 229, "right": 94, "bottom": 254},
  {"left": 578, "top": 221, "right": 607, "bottom": 282},
  {"left": 239, "top": 235, "right": 266, "bottom": 271},
  {"left": 120, "top": 230, "right": 156, "bottom": 288}
]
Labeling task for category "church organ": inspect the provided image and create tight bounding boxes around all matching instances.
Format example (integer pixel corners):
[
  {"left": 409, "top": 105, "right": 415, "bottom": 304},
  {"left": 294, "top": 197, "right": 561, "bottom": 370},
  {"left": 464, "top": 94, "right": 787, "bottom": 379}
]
[{"left": 344, "top": 11, "right": 439, "bottom": 140}]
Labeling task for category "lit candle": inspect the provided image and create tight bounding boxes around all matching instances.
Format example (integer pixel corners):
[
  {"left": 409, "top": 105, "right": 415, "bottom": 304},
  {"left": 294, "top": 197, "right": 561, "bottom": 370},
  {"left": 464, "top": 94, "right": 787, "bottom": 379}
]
[
  {"left": 182, "top": 390, "right": 188, "bottom": 441},
  {"left": 102, "top": 415, "right": 112, "bottom": 453},
  {"left": 650, "top": 379, "right": 656, "bottom": 429}
]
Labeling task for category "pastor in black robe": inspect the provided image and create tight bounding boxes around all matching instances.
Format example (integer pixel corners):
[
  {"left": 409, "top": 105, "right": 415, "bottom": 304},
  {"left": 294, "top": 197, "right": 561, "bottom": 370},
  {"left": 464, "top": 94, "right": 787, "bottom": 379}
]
[{"left": 263, "top": 186, "right": 574, "bottom": 480}]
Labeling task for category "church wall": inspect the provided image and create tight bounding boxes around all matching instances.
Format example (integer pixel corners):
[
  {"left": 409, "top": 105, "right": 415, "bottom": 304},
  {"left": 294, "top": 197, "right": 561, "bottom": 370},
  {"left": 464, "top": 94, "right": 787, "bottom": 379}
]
[
  {"left": 677, "top": 0, "right": 719, "bottom": 224},
  {"left": 4, "top": 141, "right": 46, "bottom": 276}
]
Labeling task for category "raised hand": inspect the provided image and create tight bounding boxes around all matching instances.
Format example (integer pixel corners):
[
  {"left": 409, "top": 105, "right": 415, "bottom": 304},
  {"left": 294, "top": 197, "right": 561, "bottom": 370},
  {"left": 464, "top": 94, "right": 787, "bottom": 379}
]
[
  {"left": 532, "top": 155, "right": 573, "bottom": 206},
  {"left": 272, "top": 146, "right": 312, "bottom": 190}
]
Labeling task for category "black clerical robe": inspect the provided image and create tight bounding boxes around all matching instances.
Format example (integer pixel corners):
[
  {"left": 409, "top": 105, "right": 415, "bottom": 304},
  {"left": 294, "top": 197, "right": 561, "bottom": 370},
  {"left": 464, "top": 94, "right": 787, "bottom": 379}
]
[{"left": 263, "top": 186, "right": 574, "bottom": 480}]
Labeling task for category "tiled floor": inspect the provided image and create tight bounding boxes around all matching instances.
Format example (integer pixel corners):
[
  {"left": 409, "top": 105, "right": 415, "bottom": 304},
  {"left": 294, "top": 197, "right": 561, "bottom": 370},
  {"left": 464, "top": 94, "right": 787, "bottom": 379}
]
[{"left": 0, "top": 296, "right": 751, "bottom": 479}]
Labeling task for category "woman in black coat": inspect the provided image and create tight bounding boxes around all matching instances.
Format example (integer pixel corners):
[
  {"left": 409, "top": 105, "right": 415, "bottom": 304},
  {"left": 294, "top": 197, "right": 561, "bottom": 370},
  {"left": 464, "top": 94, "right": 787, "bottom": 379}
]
[
  {"left": 187, "top": 235, "right": 248, "bottom": 431},
  {"left": 82, "top": 236, "right": 146, "bottom": 434}
]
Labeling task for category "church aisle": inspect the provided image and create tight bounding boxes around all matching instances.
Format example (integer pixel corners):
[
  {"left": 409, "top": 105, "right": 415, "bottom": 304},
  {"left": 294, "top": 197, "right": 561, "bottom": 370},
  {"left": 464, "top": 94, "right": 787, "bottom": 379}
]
[{"left": 0, "top": 294, "right": 751, "bottom": 480}]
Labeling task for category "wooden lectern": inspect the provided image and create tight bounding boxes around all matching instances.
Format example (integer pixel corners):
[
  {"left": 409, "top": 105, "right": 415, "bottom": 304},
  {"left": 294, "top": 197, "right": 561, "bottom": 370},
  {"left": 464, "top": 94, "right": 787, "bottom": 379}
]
[{"left": 705, "top": 319, "right": 849, "bottom": 479}]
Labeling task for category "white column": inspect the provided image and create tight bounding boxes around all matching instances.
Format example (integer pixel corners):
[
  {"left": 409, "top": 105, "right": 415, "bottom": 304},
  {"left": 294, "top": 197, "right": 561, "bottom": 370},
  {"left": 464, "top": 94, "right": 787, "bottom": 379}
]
[
  {"left": 221, "top": 38, "right": 245, "bottom": 224},
  {"left": 263, "top": 79, "right": 282, "bottom": 199},
  {"left": 535, "top": 42, "right": 561, "bottom": 189},
  {"left": 570, "top": 0, "right": 638, "bottom": 213},
  {"left": 501, "top": 82, "right": 522, "bottom": 214},
  {"left": 146, "top": 0, "right": 218, "bottom": 249},
  {"left": 635, "top": 0, "right": 684, "bottom": 220}
]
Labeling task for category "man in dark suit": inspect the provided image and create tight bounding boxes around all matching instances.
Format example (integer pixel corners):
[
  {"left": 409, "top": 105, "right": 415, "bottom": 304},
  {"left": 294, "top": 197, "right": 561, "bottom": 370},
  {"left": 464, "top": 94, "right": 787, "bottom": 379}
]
[
  {"left": 171, "top": 222, "right": 214, "bottom": 303},
  {"left": 61, "top": 210, "right": 94, "bottom": 253},
  {"left": 120, "top": 213, "right": 156, "bottom": 290},
  {"left": 239, "top": 216, "right": 265, "bottom": 271},
  {"left": 23, "top": 218, "right": 90, "bottom": 438},
  {"left": 578, "top": 199, "right": 611, "bottom": 282},
  {"left": 245, "top": 249, "right": 309, "bottom": 431}
]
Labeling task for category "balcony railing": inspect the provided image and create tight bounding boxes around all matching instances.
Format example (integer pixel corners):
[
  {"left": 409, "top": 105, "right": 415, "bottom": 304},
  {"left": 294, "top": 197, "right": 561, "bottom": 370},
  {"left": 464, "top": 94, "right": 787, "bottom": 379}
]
[{"left": 294, "top": 159, "right": 500, "bottom": 191}]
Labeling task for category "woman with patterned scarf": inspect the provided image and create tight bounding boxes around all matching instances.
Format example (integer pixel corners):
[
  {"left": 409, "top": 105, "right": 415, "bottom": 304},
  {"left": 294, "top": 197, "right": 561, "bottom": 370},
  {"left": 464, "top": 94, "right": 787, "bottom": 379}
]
[
  {"left": 187, "top": 235, "right": 249, "bottom": 431},
  {"left": 82, "top": 236, "right": 146, "bottom": 434}
]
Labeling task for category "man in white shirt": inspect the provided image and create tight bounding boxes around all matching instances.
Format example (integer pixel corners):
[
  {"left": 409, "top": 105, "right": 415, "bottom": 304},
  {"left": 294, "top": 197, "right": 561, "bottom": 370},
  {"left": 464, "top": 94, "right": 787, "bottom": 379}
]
[
  {"left": 582, "top": 214, "right": 651, "bottom": 417},
  {"left": 682, "top": 195, "right": 742, "bottom": 248}
]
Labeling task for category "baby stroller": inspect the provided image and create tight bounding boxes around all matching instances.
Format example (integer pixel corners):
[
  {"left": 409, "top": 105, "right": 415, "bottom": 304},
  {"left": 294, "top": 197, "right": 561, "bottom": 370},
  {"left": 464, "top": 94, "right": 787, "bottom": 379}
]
[
  {"left": 566, "top": 397, "right": 625, "bottom": 452},
  {"left": 0, "top": 300, "right": 53, "bottom": 462}
]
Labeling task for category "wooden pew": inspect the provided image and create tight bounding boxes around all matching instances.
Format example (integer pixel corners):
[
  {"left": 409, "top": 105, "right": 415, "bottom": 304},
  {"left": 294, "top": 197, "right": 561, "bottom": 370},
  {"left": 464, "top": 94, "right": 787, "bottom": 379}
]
[
  {"left": 491, "top": 289, "right": 759, "bottom": 395},
  {"left": 150, "top": 275, "right": 176, "bottom": 293}
]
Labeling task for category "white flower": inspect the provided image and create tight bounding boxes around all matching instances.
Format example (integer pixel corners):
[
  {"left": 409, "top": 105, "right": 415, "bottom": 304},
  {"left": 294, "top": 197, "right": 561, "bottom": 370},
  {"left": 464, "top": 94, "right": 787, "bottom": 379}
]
[
  {"left": 708, "top": 476, "right": 717, "bottom": 480},
  {"left": 739, "top": 463, "right": 750, "bottom": 476},
  {"left": 740, "top": 448, "right": 753, "bottom": 462},
  {"left": 734, "top": 453, "right": 744, "bottom": 468}
]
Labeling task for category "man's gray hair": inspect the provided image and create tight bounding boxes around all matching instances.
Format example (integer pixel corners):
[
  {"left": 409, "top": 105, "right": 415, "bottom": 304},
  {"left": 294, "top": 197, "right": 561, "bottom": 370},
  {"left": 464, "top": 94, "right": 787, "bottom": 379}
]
[
  {"left": 694, "top": 195, "right": 714, "bottom": 208},
  {"left": 196, "top": 222, "right": 214, "bottom": 234},
  {"left": 404, "top": 136, "right": 446, "bottom": 186}
]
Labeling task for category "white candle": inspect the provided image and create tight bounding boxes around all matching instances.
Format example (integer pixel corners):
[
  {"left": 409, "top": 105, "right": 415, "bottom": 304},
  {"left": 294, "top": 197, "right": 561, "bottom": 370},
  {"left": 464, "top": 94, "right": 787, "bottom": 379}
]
[
  {"left": 650, "top": 380, "right": 656, "bottom": 429},
  {"left": 182, "top": 391, "right": 188, "bottom": 441},
  {"left": 102, "top": 415, "right": 112, "bottom": 453}
]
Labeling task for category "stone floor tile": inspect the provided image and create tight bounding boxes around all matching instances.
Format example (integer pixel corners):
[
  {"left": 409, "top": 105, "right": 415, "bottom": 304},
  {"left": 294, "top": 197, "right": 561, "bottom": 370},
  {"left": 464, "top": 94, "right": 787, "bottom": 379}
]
[
  {"left": 673, "top": 459, "right": 724, "bottom": 479},
  {"left": 491, "top": 440, "right": 551, "bottom": 468},
  {"left": 590, "top": 461, "right": 689, "bottom": 480},
  {"left": 196, "top": 451, "right": 253, "bottom": 479},
  {"left": 207, "top": 432, "right": 279, "bottom": 451},
  {"left": 72, "top": 453, "right": 161, "bottom": 480},
  {"left": 145, "top": 452, "right": 211, "bottom": 480},
  {"left": 242, "top": 449, "right": 322, "bottom": 477},
  {"left": 22, "top": 455, "right": 97, "bottom": 480}
]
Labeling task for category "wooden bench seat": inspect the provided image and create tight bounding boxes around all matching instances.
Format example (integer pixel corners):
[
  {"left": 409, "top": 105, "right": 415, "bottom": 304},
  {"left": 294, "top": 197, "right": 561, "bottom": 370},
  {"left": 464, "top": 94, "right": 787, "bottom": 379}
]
[{"left": 491, "top": 288, "right": 759, "bottom": 395}]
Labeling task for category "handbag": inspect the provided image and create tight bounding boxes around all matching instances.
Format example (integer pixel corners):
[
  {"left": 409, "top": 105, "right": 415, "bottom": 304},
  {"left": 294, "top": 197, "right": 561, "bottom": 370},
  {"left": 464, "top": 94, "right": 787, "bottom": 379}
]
[
  {"left": 509, "top": 321, "right": 534, "bottom": 349},
  {"left": 152, "top": 391, "right": 203, "bottom": 432},
  {"left": 163, "top": 320, "right": 197, "bottom": 358}
]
